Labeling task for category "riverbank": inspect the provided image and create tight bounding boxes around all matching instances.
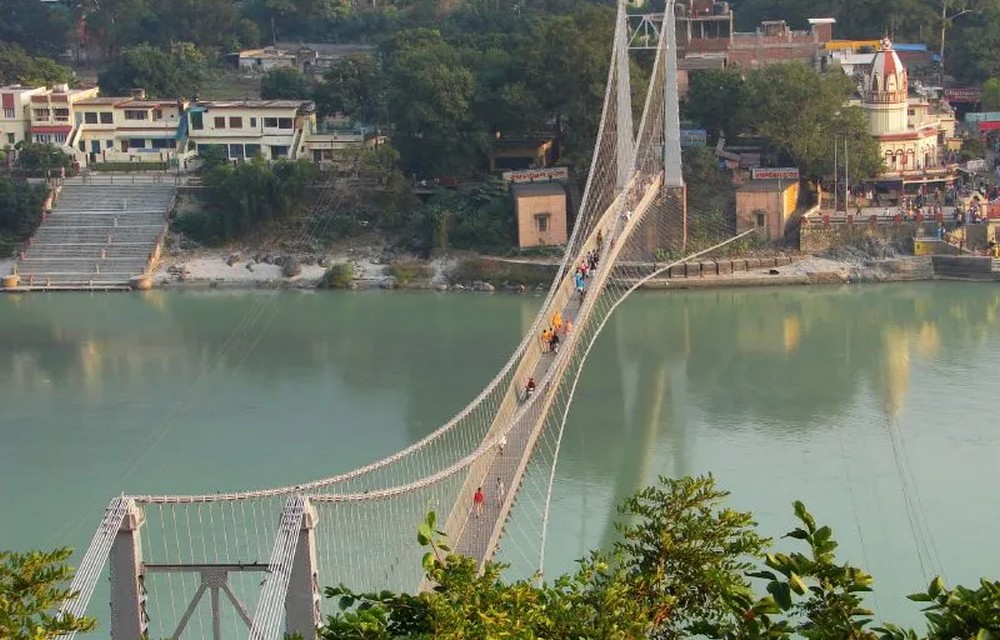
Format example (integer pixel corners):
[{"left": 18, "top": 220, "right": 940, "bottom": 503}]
[{"left": 151, "top": 248, "right": 935, "bottom": 292}]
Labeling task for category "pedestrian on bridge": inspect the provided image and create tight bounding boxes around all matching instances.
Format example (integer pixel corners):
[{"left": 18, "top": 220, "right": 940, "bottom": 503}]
[
  {"left": 498, "top": 433, "right": 507, "bottom": 455},
  {"left": 473, "top": 487, "right": 485, "bottom": 518},
  {"left": 496, "top": 476, "right": 506, "bottom": 506}
]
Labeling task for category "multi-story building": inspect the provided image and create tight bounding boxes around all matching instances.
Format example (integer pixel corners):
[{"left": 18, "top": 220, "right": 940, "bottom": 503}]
[
  {"left": 1, "top": 85, "right": 48, "bottom": 148},
  {"left": 71, "top": 91, "right": 189, "bottom": 164},
  {"left": 186, "top": 99, "right": 316, "bottom": 161},
  {"left": 27, "top": 84, "right": 99, "bottom": 146},
  {"left": 5, "top": 85, "right": 376, "bottom": 168}
]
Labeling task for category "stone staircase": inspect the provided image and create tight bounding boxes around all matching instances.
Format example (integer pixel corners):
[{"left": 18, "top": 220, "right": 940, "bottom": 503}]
[{"left": 13, "top": 184, "right": 176, "bottom": 289}]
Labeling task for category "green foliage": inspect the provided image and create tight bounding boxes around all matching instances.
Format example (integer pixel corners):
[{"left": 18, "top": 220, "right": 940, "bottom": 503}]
[
  {"left": 960, "top": 137, "right": 988, "bottom": 162},
  {"left": 683, "top": 68, "right": 755, "bottom": 142},
  {"left": 422, "top": 179, "right": 513, "bottom": 253},
  {"left": 16, "top": 144, "right": 73, "bottom": 172},
  {"left": 0, "top": 176, "right": 47, "bottom": 256},
  {"left": 174, "top": 157, "right": 316, "bottom": 245},
  {"left": 0, "top": 0, "right": 70, "bottom": 57},
  {"left": 0, "top": 547, "right": 97, "bottom": 640},
  {"left": 98, "top": 43, "right": 207, "bottom": 99},
  {"left": 0, "top": 44, "right": 72, "bottom": 87},
  {"left": 316, "top": 476, "right": 1000, "bottom": 640},
  {"left": 388, "top": 260, "right": 432, "bottom": 285},
  {"left": 260, "top": 67, "right": 312, "bottom": 100},
  {"left": 748, "top": 63, "right": 882, "bottom": 181},
  {"left": 318, "top": 262, "right": 355, "bottom": 289},
  {"left": 982, "top": 78, "right": 1000, "bottom": 111},
  {"left": 314, "top": 54, "right": 384, "bottom": 121}
]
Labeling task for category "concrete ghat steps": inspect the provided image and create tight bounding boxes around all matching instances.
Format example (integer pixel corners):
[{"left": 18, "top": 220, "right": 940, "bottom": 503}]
[{"left": 10, "top": 183, "right": 176, "bottom": 290}]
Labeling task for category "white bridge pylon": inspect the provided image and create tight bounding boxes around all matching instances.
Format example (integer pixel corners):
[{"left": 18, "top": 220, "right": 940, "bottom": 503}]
[{"left": 58, "top": 3, "right": 695, "bottom": 639}]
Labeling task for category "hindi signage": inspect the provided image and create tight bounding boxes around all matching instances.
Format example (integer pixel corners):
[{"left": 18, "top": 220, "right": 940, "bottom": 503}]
[
  {"left": 751, "top": 167, "right": 800, "bottom": 181},
  {"left": 964, "top": 112, "right": 1000, "bottom": 124},
  {"left": 502, "top": 167, "right": 569, "bottom": 183}
]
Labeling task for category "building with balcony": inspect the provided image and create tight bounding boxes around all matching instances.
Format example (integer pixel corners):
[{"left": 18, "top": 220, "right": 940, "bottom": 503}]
[
  {"left": 186, "top": 99, "right": 318, "bottom": 161},
  {"left": 71, "top": 92, "right": 190, "bottom": 165},
  {"left": 1, "top": 85, "right": 49, "bottom": 149},
  {"left": 27, "top": 84, "right": 100, "bottom": 147}
]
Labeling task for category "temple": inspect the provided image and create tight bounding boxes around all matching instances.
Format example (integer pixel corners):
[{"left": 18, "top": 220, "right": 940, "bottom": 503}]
[{"left": 860, "top": 38, "right": 958, "bottom": 189}]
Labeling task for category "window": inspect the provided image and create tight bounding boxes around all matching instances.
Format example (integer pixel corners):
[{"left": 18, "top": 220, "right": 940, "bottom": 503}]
[
  {"left": 105, "top": 140, "right": 113, "bottom": 149},
  {"left": 534, "top": 213, "right": 550, "bottom": 232},
  {"left": 34, "top": 108, "right": 50, "bottom": 119},
  {"left": 271, "top": 145, "right": 288, "bottom": 157},
  {"left": 78, "top": 141, "right": 86, "bottom": 151},
  {"left": 54, "top": 133, "right": 67, "bottom": 143},
  {"left": 84, "top": 112, "right": 98, "bottom": 124},
  {"left": 153, "top": 109, "right": 163, "bottom": 120},
  {"left": 34, "top": 134, "right": 52, "bottom": 143},
  {"left": 754, "top": 213, "right": 765, "bottom": 228},
  {"left": 151, "top": 138, "right": 176, "bottom": 149},
  {"left": 100, "top": 112, "right": 113, "bottom": 124},
  {"left": 245, "top": 143, "right": 261, "bottom": 157},
  {"left": 249, "top": 117, "right": 257, "bottom": 128},
  {"left": 6, "top": 133, "right": 15, "bottom": 144},
  {"left": 190, "top": 111, "right": 204, "bottom": 130},
  {"left": 229, "top": 143, "right": 245, "bottom": 158},
  {"left": 128, "top": 138, "right": 146, "bottom": 149},
  {"left": 263, "top": 117, "right": 278, "bottom": 128},
  {"left": 124, "top": 109, "right": 148, "bottom": 121},
  {"left": 229, "top": 116, "right": 242, "bottom": 128},
  {"left": 214, "top": 116, "right": 226, "bottom": 129},
  {"left": 278, "top": 117, "right": 293, "bottom": 129},
  {"left": 2, "top": 107, "right": 14, "bottom": 118},
  {"left": 53, "top": 108, "right": 70, "bottom": 121}
]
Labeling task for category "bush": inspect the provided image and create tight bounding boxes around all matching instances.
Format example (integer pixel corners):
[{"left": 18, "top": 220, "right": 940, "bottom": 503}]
[
  {"left": 171, "top": 211, "right": 225, "bottom": 246},
  {"left": 388, "top": 260, "right": 432, "bottom": 285},
  {"left": 282, "top": 256, "right": 302, "bottom": 277},
  {"left": 16, "top": 143, "right": 73, "bottom": 171},
  {"left": 318, "top": 262, "right": 354, "bottom": 289}
]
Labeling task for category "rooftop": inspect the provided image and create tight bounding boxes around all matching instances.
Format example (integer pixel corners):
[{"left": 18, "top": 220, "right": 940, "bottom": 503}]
[
  {"left": 195, "top": 99, "right": 314, "bottom": 110},
  {"left": 738, "top": 179, "right": 796, "bottom": 193}
]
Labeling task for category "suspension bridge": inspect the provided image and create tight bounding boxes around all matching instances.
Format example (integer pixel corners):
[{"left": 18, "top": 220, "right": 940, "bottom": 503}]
[{"left": 57, "top": 3, "right": 744, "bottom": 638}]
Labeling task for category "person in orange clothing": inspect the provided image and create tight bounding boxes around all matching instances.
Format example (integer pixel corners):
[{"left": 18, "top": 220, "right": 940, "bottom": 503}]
[
  {"left": 551, "top": 310, "right": 563, "bottom": 334},
  {"left": 541, "top": 328, "right": 552, "bottom": 352}
]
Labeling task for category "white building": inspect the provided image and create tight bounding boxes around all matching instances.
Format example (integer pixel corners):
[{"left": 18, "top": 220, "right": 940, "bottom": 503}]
[{"left": 861, "top": 38, "right": 955, "bottom": 180}]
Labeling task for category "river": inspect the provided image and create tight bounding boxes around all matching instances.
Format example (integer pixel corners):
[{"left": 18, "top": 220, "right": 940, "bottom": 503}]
[{"left": 1, "top": 283, "right": 998, "bottom": 632}]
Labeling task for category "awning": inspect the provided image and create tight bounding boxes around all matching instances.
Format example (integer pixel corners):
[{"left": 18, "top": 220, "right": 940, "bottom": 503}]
[{"left": 30, "top": 125, "right": 72, "bottom": 134}]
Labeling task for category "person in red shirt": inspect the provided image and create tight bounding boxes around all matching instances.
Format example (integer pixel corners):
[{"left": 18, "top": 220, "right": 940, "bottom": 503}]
[{"left": 473, "top": 487, "right": 485, "bottom": 518}]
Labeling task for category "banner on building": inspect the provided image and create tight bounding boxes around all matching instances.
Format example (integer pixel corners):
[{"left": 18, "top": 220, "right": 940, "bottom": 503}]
[
  {"left": 502, "top": 167, "right": 569, "bottom": 183},
  {"left": 680, "top": 129, "right": 708, "bottom": 147},
  {"left": 751, "top": 167, "right": 800, "bottom": 181},
  {"left": 739, "top": 153, "right": 762, "bottom": 169},
  {"left": 944, "top": 87, "right": 981, "bottom": 103},
  {"left": 964, "top": 112, "right": 1000, "bottom": 124}
]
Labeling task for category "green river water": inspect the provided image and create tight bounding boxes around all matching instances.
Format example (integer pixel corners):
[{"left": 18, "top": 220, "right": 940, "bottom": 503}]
[{"left": 1, "top": 283, "right": 998, "bottom": 631}]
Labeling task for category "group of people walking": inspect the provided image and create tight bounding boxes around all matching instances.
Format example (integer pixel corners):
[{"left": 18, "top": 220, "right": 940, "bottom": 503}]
[{"left": 472, "top": 476, "right": 506, "bottom": 518}]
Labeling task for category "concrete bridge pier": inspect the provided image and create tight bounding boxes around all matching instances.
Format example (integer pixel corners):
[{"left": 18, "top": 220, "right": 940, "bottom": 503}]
[
  {"left": 285, "top": 500, "right": 321, "bottom": 639},
  {"left": 109, "top": 498, "right": 149, "bottom": 640}
]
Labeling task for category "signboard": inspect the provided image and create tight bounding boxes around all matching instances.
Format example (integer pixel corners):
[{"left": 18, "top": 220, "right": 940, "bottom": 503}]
[
  {"left": 680, "top": 129, "right": 707, "bottom": 147},
  {"left": 501, "top": 167, "right": 569, "bottom": 183},
  {"left": 944, "top": 87, "right": 981, "bottom": 103},
  {"left": 964, "top": 112, "right": 1000, "bottom": 124},
  {"left": 751, "top": 167, "right": 800, "bottom": 181}
]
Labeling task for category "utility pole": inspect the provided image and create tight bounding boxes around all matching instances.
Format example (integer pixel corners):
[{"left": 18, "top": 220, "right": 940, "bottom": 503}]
[
  {"left": 844, "top": 138, "right": 850, "bottom": 214},
  {"left": 834, "top": 137, "right": 839, "bottom": 212},
  {"left": 939, "top": 0, "right": 949, "bottom": 86}
]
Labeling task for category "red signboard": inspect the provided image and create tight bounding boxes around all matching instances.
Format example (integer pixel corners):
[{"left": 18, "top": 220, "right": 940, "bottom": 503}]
[{"left": 944, "top": 87, "right": 981, "bottom": 103}]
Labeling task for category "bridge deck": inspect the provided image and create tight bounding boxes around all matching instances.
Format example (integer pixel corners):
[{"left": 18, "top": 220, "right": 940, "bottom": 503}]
[{"left": 453, "top": 294, "right": 584, "bottom": 560}]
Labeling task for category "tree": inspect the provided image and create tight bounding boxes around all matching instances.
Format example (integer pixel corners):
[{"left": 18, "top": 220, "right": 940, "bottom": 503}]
[
  {"left": 317, "top": 476, "right": 1000, "bottom": 640},
  {"left": 98, "top": 43, "right": 206, "bottom": 99},
  {"left": 385, "top": 30, "right": 475, "bottom": 176},
  {"left": 261, "top": 67, "right": 312, "bottom": 100},
  {"left": 16, "top": 143, "right": 74, "bottom": 172},
  {"left": 82, "top": 0, "right": 150, "bottom": 58},
  {"left": 748, "top": 63, "right": 882, "bottom": 181},
  {"left": 683, "top": 67, "right": 754, "bottom": 142},
  {"left": 982, "top": 78, "right": 1000, "bottom": 111},
  {"left": 142, "top": 0, "right": 242, "bottom": 49},
  {"left": 0, "top": 44, "right": 72, "bottom": 87},
  {"left": 0, "top": 547, "right": 97, "bottom": 640},
  {"left": 314, "top": 54, "right": 384, "bottom": 122},
  {"left": 0, "top": 0, "right": 71, "bottom": 58}
]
